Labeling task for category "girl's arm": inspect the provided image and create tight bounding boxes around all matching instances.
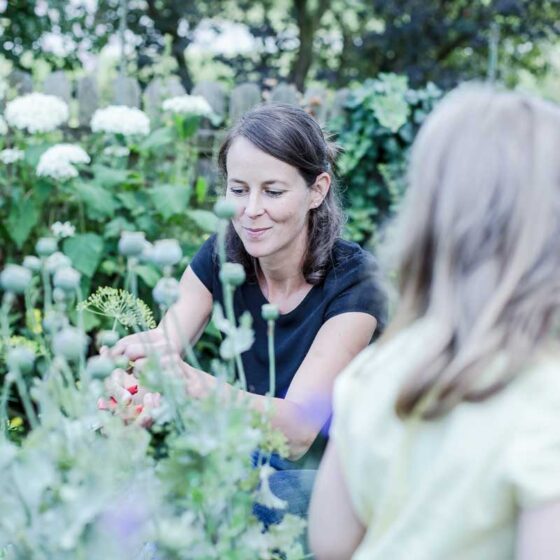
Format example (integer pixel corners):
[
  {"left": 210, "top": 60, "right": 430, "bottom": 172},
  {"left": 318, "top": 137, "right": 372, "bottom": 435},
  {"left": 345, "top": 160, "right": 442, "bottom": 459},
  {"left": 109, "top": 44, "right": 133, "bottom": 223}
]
[{"left": 309, "top": 439, "right": 366, "bottom": 560}]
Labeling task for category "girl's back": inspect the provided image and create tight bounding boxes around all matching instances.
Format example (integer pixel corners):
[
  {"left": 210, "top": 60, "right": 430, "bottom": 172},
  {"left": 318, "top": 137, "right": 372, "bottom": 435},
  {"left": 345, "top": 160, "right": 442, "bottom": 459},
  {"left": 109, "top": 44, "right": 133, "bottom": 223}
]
[{"left": 332, "top": 318, "right": 560, "bottom": 559}]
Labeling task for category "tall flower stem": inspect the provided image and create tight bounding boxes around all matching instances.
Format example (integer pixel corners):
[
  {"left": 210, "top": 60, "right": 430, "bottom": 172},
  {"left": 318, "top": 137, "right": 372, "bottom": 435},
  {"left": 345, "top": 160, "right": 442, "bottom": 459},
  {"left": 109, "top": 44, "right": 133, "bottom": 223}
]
[
  {"left": 266, "top": 319, "right": 276, "bottom": 398},
  {"left": 12, "top": 367, "right": 39, "bottom": 429}
]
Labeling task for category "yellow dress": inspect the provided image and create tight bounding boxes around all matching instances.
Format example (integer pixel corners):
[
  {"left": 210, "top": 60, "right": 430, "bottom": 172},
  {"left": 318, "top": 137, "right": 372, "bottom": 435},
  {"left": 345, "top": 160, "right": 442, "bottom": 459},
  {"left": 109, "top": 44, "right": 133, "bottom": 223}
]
[{"left": 332, "top": 319, "right": 560, "bottom": 560}]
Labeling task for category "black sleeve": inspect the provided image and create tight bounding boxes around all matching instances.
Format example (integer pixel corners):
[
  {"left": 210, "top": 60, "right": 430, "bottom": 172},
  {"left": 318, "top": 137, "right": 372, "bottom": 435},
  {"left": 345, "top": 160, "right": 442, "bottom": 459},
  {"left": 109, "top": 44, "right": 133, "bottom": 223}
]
[
  {"left": 324, "top": 249, "right": 388, "bottom": 334},
  {"left": 189, "top": 234, "right": 218, "bottom": 294}
]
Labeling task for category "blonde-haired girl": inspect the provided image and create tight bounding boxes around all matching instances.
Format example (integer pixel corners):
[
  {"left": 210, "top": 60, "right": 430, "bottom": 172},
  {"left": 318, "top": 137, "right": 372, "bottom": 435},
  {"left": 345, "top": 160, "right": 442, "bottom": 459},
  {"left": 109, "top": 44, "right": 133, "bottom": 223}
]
[{"left": 309, "top": 85, "right": 560, "bottom": 559}]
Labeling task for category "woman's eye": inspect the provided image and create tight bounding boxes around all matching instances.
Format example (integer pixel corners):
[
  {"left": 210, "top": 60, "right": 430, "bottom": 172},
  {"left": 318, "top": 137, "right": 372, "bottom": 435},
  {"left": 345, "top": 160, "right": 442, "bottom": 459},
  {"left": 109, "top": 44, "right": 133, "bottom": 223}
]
[
  {"left": 266, "top": 190, "right": 283, "bottom": 197},
  {"left": 229, "top": 186, "right": 246, "bottom": 195}
]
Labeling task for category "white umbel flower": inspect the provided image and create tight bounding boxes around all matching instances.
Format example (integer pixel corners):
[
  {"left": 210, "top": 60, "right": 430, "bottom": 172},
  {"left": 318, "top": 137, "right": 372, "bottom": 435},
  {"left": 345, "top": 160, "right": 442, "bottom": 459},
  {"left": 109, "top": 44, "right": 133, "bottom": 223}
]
[
  {"left": 37, "top": 143, "right": 90, "bottom": 181},
  {"left": 51, "top": 221, "right": 76, "bottom": 239},
  {"left": 0, "top": 148, "right": 24, "bottom": 164},
  {"left": 162, "top": 94, "right": 213, "bottom": 117},
  {"left": 91, "top": 105, "right": 150, "bottom": 136},
  {"left": 0, "top": 115, "right": 7, "bottom": 135},
  {"left": 5, "top": 93, "right": 69, "bottom": 133}
]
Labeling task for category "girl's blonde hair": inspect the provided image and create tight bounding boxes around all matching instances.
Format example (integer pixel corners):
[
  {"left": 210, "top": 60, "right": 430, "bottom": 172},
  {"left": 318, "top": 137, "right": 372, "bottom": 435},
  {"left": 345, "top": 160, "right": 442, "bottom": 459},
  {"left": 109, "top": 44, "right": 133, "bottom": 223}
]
[{"left": 388, "top": 84, "right": 560, "bottom": 418}]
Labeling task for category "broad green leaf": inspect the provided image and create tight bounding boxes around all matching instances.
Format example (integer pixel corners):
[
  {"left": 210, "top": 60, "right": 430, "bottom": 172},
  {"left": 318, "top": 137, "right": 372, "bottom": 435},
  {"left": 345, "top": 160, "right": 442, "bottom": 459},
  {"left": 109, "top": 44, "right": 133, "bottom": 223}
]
[
  {"left": 63, "top": 233, "right": 104, "bottom": 277},
  {"left": 186, "top": 209, "right": 218, "bottom": 233},
  {"left": 195, "top": 176, "right": 208, "bottom": 204},
  {"left": 92, "top": 164, "right": 130, "bottom": 189},
  {"left": 149, "top": 184, "right": 191, "bottom": 220},
  {"left": 74, "top": 182, "right": 119, "bottom": 220},
  {"left": 134, "top": 264, "right": 160, "bottom": 288},
  {"left": 6, "top": 198, "right": 40, "bottom": 248},
  {"left": 139, "top": 126, "right": 174, "bottom": 152},
  {"left": 24, "top": 143, "right": 51, "bottom": 167}
]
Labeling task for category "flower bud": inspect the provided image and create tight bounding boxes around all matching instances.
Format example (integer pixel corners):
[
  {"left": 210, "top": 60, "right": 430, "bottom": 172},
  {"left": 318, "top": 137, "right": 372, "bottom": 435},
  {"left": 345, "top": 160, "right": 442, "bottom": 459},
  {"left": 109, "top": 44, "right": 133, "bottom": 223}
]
[
  {"left": 213, "top": 199, "right": 237, "bottom": 220},
  {"left": 96, "top": 330, "right": 120, "bottom": 348},
  {"left": 52, "top": 287, "right": 70, "bottom": 304},
  {"left": 0, "top": 265, "right": 32, "bottom": 294},
  {"left": 7, "top": 346, "right": 35, "bottom": 374},
  {"left": 261, "top": 303, "right": 279, "bottom": 321},
  {"left": 118, "top": 231, "right": 146, "bottom": 257},
  {"left": 23, "top": 255, "right": 42, "bottom": 272},
  {"left": 153, "top": 277, "right": 180, "bottom": 307},
  {"left": 151, "top": 239, "right": 182, "bottom": 268},
  {"left": 114, "top": 355, "right": 130, "bottom": 370},
  {"left": 86, "top": 355, "right": 115, "bottom": 379},
  {"left": 53, "top": 266, "right": 81, "bottom": 292},
  {"left": 52, "top": 327, "right": 88, "bottom": 361},
  {"left": 45, "top": 251, "right": 72, "bottom": 274},
  {"left": 219, "top": 262, "right": 246, "bottom": 287},
  {"left": 36, "top": 237, "right": 58, "bottom": 257}
]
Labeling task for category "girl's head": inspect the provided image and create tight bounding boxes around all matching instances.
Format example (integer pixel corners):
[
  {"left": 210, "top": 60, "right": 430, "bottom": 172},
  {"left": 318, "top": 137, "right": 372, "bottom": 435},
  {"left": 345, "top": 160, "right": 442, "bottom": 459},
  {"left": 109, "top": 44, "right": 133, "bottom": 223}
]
[
  {"left": 218, "top": 103, "right": 343, "bottom": 284},
  {"left": 390, "top": 84, "right": 560, "bottom": 417}
]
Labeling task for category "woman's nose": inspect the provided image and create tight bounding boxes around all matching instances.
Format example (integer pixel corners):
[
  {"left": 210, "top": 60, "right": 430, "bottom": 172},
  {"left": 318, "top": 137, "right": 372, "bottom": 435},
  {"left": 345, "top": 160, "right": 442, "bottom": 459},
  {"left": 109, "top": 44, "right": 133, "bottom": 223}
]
[{"left": 245, "top": 192, "right": 265, "bottom": 218}]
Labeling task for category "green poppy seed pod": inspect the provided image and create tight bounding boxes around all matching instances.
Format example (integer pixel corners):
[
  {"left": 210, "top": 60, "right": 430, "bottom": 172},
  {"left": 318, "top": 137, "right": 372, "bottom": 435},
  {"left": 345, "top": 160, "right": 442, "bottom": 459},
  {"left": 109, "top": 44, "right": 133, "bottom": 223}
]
[
  {"left": 52, "top": 327, "right": 88, "bottom": 362},
  {"left": 52, "top": 287, "right": 69, "bottom": 304},
  {"left": 151, "top": 239, "right": 182, "bottom": 268},
  {"left": 114, "top": 355, "right": 130, "bottom": 370},
  {"left": 6, "top": 346, "right": 35, "bottom": 375},
  {"left": 219, "top": 262, "right": 246, "bottom": 287},
  {"left": 261, "top": 303, "right": 279, "bottom": 321},
  {"left": 86, "top": 355, "right": 115, "bottom": 380},
  {"left": 96, "top": 330, "right": 120, "bottom": 349},
  {"left": 153, "top": 277, "right": 180, "bottom": 307},
  {"left": 42, "top": 310, "right": 68, "bottom": 334},
  {"left": 45, "top": 252, "right": 72, "bottom": 274},
  {"left": 35, "top": 237, "right": 58, "bottom": 257},
  {"left": 0, "top": 264, "right": 32, "bottom": 294},
  {"left": 53, "top": 266, "right": 81, "bottom": 292},
  {"left": 213, "top": 198, "right": 237, "bottom": 220},
  {"left": 118, "top": 231, "right": 146, "bottom": 257},
  {"left": 22, "top": 255, "right": 42, "bottom": 273}
]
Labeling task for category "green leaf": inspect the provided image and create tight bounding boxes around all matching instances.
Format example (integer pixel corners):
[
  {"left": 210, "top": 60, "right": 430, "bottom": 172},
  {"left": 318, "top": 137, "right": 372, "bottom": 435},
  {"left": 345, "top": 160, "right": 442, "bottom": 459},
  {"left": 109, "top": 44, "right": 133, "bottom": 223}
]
[
  {"left": 92, "top": 164, "right": 130, "bottom": 189},
  {"left": 74, "top": 182, "right": 119, "bottom": 220},
  {"left": 6, "top": 198, "right": 40, "bottom": 248},
  {"left": 139, "top": 126, "right": 174, "bottom": 152},
  {"left": 24, "top": 143, "right": 50, "bottom": 167},
  {"left": 63, "top": 233, "right": 104, "bottom": 277},
  {"left": 149, "top": 184, "right": 191, "bottom": 220},
  {"left": 134, "top": 264, "right": 160, "bottom": 288},
  {"left": 186, "top": 209, "right": 218, "bottom": 233},
  {"left": 195, "top": 176, "right": 208, "bottom": 204}
]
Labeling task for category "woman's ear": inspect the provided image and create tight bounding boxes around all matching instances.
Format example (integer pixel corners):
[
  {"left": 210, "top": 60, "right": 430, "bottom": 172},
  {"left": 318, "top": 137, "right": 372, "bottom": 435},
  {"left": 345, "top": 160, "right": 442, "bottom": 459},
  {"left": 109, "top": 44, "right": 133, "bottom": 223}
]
[{"left": 310, "top": 172, "right": 331, "bottom": 209}]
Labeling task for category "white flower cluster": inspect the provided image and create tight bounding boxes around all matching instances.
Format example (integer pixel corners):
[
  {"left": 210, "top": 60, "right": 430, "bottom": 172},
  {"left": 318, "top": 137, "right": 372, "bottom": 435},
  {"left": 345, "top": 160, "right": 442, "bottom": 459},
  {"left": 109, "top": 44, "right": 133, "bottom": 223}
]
[
  {"left": 36, "top": 144, "right": 90, "bottom": 181},
  {"left": 91, "top": 106, "right": 150, "bottom": 137},
  {"left": 51, "top": 221, "right": 76, "bottom": 239},
  {"left": 162, "top": 95, "right": 213, "bottom": 117},
  {"left": 5, "top": 93, "right": 69, "bottom": 134},
  {"left": 0, "top": 115, "right": 7, "bottom": 135},
  {"left": 0, "top": 148, "right": 24, "bottom": 164}
]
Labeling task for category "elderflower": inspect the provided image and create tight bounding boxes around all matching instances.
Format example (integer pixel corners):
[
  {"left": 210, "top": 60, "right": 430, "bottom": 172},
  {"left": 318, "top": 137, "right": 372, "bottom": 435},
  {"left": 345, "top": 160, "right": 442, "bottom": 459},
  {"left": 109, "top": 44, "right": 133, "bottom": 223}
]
[
  {"left": 78, "top": 287, "right": 156, "bottom": 329},
  {"left": 37, "top": 144, "right": 90, "bottom": 181},
  {"left": 0, "top": 115, "right": 7, "bottom": 135},
  {"left": 5, "top": 93, "right": 69, "bottom": 133},
  {"left": 51, "top": 221, "right": 76, "bottom": 239},
  {"left": 0, "top": 148, "right": 24, "bottom": 164},
  {"left": 91, "top": 105, "right": 150, "bottom": 136},
  {"left": 162, "top": 94, "right": 213, "bottom": 117}
]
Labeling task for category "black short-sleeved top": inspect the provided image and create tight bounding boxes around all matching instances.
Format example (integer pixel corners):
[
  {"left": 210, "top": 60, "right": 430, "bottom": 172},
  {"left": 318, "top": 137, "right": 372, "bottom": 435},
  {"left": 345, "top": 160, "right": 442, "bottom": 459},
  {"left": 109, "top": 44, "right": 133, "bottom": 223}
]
[{"left": 190, "top": 235, "right": 387, "bottom": 398}]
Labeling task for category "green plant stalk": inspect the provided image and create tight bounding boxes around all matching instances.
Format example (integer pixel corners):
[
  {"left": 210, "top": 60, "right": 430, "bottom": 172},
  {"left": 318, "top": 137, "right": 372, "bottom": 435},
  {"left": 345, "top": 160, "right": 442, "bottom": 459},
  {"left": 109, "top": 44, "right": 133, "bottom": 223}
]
[
  {"left": 75, "top": 286, "right": 87, "bottom": 382},
  {"left": 41, "top": 262, "right": 52, "bottom": 315},
  {"left": 224, "top": 284, "right": 247, "bottom": 391},
  {"left": 266, "top": 319, "right": 276, "bottom": 398},
  {"left": 12, "top": 367, "right": 39, "bottom": 429},
  {"left": 0, "top": 375, "right": 14, "bottom": 437},
  {"left": 168, "top": 305, "right": 201, "bottom": 370},
  {"left": 126, "top": 257, "right": 138, "bottom": 299},
  {"left": 1, "top": 293, "right": 12, "bottom": 345}
]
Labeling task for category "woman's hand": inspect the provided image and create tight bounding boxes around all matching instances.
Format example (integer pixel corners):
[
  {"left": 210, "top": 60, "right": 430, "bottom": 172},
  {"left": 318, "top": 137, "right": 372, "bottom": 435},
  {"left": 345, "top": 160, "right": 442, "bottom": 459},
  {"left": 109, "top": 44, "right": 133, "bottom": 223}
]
[{"left": 104, "top": 327, "right": 180, "bottom": 364}]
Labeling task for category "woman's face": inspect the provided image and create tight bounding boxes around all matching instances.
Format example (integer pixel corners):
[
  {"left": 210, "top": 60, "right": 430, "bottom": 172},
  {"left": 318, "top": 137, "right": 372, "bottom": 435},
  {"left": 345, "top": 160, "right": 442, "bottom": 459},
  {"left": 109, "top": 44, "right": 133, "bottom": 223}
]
[{"left": 225, "top": 136, "right": 324, "bottom": 261}]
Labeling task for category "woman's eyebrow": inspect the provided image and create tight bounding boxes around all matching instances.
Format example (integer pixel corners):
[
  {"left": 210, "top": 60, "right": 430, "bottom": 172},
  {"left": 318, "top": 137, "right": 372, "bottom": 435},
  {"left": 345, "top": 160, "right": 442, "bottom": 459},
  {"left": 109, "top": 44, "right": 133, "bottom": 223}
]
[{"left": 228, "top": 178, "right": 289, "bottom": 187}]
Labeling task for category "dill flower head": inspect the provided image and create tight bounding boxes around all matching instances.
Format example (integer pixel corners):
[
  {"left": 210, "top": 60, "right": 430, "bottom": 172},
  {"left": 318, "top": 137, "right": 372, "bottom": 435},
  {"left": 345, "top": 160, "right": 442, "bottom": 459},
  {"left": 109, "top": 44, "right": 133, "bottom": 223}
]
[
  {"left": 0, "top": 115, "right": 7, "bottom": 135},
  {"left": 37, "top": 144, "right": 90, "bottom": 181},
  {"left": 91, "top": 105, "right": 150, "bottom": 137},
  {"left": 5, "top": 93, "right": 69, "bottom": 133},
  {"left": 78, "top": 287, "right": 156, "bottom": 330}
]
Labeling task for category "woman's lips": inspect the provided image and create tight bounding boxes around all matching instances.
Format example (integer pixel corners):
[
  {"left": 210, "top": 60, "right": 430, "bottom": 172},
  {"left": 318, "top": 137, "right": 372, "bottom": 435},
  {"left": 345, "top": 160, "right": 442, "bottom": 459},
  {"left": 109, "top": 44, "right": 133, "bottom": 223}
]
[{"left": 243, "top": 226, "right": 271, "bottom": 240}]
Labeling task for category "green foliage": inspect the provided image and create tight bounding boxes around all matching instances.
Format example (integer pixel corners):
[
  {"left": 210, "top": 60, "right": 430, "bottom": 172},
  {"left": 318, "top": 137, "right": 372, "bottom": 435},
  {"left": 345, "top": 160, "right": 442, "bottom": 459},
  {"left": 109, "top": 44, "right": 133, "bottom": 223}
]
[{"left": 332, "top": 73, "right": 442, "bottom": 244}]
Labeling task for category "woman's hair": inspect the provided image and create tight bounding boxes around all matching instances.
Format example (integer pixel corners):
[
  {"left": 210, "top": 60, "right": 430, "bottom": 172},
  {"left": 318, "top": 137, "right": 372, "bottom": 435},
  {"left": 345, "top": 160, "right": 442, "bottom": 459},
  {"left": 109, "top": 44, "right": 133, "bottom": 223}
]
[
  {"left": 217, "top": 103, "right": 344, "bottom": 284},
  {"left": 385, "top": 84, "right": 560, "bottom": 419}
]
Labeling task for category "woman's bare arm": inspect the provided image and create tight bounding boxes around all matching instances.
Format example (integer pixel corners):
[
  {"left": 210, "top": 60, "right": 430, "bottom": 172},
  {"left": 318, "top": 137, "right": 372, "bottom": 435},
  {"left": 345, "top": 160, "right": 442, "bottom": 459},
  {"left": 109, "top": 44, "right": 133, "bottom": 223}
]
[{"left": 517, "top": 501, "right": 560, "bottom": 559}]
